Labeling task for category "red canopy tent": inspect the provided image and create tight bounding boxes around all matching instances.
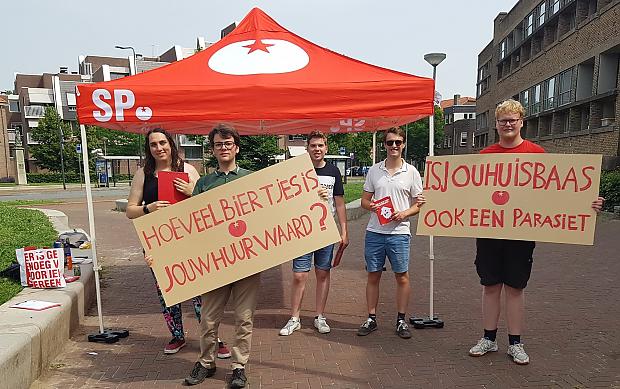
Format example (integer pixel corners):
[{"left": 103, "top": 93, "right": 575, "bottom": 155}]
[
  {"left": 74, "top": 7, "right": 436, "bottom": 339},
  {"left": 76, "top": 7, "right": 433, "bottom": 135}
]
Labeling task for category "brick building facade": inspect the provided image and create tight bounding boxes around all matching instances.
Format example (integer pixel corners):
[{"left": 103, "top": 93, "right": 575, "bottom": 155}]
[{"left": 476, "top": 0, "right": 619, "bottom": 169}]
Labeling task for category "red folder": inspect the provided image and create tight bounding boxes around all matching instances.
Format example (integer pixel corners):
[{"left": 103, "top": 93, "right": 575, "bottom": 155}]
[
  {"left": 372, "top": 196, "right": 395, "bottom": 225},
  {"left": 158, "top": 171, "right": 190, "bottom": 204}
]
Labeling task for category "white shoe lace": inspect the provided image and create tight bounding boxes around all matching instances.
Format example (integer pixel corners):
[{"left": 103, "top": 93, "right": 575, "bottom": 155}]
[{"left": 362, "top": 318, "right": 374, "bottom": 328}]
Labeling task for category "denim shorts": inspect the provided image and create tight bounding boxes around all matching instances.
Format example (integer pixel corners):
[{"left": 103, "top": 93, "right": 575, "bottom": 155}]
[
  {"left": 292, "top": 244, "right": 335, "bottom": 272},
  {"left": 364, "top": 231, "right": 410, "bottom": 273}
]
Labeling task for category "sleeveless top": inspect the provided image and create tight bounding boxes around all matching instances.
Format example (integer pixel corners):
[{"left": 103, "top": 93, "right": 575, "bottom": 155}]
[{"left": 142, "top": 172, "right": 158, "bottom": 206}]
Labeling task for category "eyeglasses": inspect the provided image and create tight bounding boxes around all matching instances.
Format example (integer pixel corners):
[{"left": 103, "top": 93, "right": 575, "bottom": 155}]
[
  {"left": 213, "top": 141, "right": 236, "bottom": 150},
  {"left": 497, "top": 118, "right": 521, "bottom": 126},
  {"left": 385, "top": 140, "right": 403, "bottom": 147}
]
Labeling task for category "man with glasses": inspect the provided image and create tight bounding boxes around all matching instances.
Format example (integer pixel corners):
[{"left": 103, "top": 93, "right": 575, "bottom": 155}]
[
  {"left": 357, "top": 127, "right": 425, "bottom": 339},
  {"left": 468, "top": 99, "right": 604, "bottom": 365},
  {"left": 184, "top": 124, "right": 255, "bottom": 388}
]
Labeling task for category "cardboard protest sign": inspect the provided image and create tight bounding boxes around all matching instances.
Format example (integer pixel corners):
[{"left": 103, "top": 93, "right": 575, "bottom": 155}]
[
  {"left": 416, "top": 153, "right": 602, "bottom": 245},
  {"left": 16, "top": 248, "right": 66, "bottom": 288},
  {"left": 133, "top": 153, "right": 341, "bottom": 306}
]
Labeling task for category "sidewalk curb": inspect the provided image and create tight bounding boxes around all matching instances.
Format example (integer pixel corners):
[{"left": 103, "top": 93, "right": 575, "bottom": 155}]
[{"left": 0, "top": 210, "right": 95, "bottom": 389}]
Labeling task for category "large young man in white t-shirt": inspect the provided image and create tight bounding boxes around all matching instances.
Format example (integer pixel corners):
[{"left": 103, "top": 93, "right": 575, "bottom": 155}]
[{"left": 357, "top": 127, "right": 425, "bottom": 339}]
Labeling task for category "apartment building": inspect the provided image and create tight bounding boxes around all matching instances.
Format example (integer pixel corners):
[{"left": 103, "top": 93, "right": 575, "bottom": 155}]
[
  {"left": 3, "top": 39, "right": 209, "bottom": 175},
  {"left": 436, "top": 95, "right": 477, "bottom": 155},
  {"left": 475, "top": 0, "right": 619, "bottom": 168}
]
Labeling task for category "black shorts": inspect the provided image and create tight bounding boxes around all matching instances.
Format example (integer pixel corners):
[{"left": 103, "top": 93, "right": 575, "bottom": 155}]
[{"left": 475, "top": 238, "right": 535, "bottom": 289}]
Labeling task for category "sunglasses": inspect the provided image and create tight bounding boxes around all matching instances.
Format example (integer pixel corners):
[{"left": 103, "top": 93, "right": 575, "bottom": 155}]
[{"left": 385, "top": 140, "right": 403, "bottom": 147}]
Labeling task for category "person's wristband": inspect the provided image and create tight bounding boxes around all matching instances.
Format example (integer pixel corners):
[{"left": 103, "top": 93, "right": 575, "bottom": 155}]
[{"left": 143, "top": 204, "right": 150, "bottom": 214}]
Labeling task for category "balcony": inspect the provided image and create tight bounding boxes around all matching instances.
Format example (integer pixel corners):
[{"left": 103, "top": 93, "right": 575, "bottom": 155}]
[{"left": 23, "top": 105, "right": 46, "bottom": 118}]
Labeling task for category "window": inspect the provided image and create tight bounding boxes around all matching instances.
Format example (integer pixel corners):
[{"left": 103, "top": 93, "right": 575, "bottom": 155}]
[
  {"left": 531, "top": 84, "right": 542, "bottom": 114},
  {"left": 447, "top": 136, "right": 452, "bottom": 148},
  {"left": 544, "top": 76, "right": 556, "bottom": 110},
  {"left": 551, "top": 0, "right": 560, "bottom": 14},
  {"left": 558, "top": 68, "right": 573, "bottom": 106},
  {"left": 183, "top": 146, "right": 203, "bottom": 160},
  {"left": 459, "top": 132, "right": 468, "bottom": 147},
  {"left": 524, "top": 12, "right": 535, "bottom": 37},
  {"left": 68, "top": 106, "right": 77, "bottom": 112},
  {"left": 288, "top": 135, "right": 306, "bottom": 141},
  {"left": 477, "top": 112, "right": 488, "bottom": 129},
  {"left": 9, "top": 100, "right": 20, "bottom": 112},
  {"left": 500, "top": 40, "right": 507, "bottom": 59},
  {"left": 538, "top": 2, "right": 546, "bottom": 26},
  {"left": 520, "top": 90, "right": 530, "bottom": 113}
]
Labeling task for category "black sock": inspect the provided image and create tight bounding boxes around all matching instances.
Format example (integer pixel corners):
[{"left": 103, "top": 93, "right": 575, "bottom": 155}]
[
  {"left": 397, "top": 312, "right": 406, "bottom": 324},
  {"left": 483, "top": 329, "right": 497, "bottom": 342},
  {"left": 368, "top": 314, "right": 377, "bottom": 322},
  {"left": 508, "top": 334, "right": 521, "bottom": 345}
]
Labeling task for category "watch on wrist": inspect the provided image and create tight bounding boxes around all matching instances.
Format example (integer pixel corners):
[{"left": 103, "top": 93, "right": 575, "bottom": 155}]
[{"left": 143, "top": 204, "right": 150, "bottom": 214}]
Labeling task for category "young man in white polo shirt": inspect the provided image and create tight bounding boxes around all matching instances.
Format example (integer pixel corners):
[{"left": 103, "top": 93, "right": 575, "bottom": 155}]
[{"left": 357, "top": 127, "right": 425, "bottom": 339}]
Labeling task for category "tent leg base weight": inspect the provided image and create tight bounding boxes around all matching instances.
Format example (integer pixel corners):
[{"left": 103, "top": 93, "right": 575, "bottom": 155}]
[
  {"left": 409, "top": 317, "right": 444, "bottom": 329},
  {"left": 88, "top": 329, "right": 129, "bottom": 343}
]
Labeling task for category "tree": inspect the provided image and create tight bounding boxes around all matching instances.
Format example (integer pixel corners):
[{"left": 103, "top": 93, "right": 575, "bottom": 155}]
[
  {"left": 90, "top": 127, "right": 142, "bottom": 157},
  {"left": 200, "top": 135, "right": 283, "bottom": 171},
  {"left": 237, "top": 135, "right": 283, "bottom": 170},
  {"left": 403, "top": 106, "right": 445, "bottom": 169},
  {"left": 30, "top": 108, "right": 104, "bottom": 174},
  {"left": 29, "top": 107, "right": 71, "bottom": 172},
  {"left": 327, "top": 132, "right": 373, "bottom": 166}
]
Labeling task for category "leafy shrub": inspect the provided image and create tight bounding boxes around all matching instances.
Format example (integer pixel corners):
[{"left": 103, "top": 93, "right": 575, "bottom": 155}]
[{"left": 599, "top": 169, "right": 620, "bottom": 211}]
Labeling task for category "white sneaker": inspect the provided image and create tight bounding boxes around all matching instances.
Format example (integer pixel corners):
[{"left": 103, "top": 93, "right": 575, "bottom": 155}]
[
  {"left": 469, "top": 338, "right": 498, "bottom": 356},
  {"left": 279, "top": 317, "right": 301, "bottom": 336},
  {"left": 507, "top": 343, "right": 530, "bottom": 365},
  {"left": 314, "top": 315, "right": 331, "bottom": 334}
]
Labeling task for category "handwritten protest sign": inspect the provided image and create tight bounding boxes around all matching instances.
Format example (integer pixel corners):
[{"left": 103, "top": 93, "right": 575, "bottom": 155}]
[
  {"left": 16, "top": 248, "right": 66, "bottom": 288},
  {"left": 133, "top": 153, "right": 341, "bottom": 306},
  {"left": 416, "top": 153, "right": 602, "bottom": 245}
]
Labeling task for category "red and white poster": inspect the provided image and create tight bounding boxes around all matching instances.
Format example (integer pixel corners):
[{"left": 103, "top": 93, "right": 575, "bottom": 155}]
[
  {"left": 16, "top": 248, "right": 66, "bottom": 288},
  {"left": 416, "top": 153, "right": 602, "bottom": 245},
  {"left": 373, "top": 196, "right": 396, "bottom": 225}
]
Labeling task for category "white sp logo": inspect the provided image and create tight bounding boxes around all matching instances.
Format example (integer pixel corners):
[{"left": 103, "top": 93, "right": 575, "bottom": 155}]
[{"left": 91, "top": 89, "right": 152, "bottom": 122}]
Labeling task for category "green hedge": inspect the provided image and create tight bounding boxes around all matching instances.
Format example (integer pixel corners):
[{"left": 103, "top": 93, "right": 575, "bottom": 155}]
[
  {"left": 600, "top": 169, "right": 620, "bottom": 211},
  {"left": 26, "top": 173, "right": 132, "bottom": 183}
]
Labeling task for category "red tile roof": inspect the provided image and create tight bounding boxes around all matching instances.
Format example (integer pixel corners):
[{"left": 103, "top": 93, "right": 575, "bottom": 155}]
[{"left": 440, "top": 96, "right": 476, "bottom": 109}]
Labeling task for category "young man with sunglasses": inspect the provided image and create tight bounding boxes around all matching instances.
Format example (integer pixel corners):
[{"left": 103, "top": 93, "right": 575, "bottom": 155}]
[
  {"left": 184, "top": 124, "right": 256, "bottom": 388},
  {"left": 469, "top": 99, "right": 604, "bottom": 365},
  {"left": 357, "top": 127, "right": 425, "bottom": 339}
]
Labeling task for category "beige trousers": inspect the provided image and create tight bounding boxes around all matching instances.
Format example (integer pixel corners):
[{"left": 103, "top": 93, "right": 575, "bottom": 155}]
[{"left": 199, "top": 273, "right": 260, "bottom": 370}]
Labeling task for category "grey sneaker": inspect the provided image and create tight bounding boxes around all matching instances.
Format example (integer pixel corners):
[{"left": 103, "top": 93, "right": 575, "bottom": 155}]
[
  {"left": 184, "top": 362, "right": 216, "bottom": 386},
  {"left": 507, "top": 343, "right": 530, "bottom": 365},
  {"left": 279, "top": 317, "right": 301, "bottom": 336},
  {"left": 229, "top": 368, "right": 247, "bottom": 388},
  {"left": 469, "top": 338, "right": 499, "bottom": 356},
  {"left": 396, "top": 319, "right": 411, "bottom": 339},
  {"left": 314, "top": 315, "right": 331, "bottom": 334},
  {"left": 357, "top": 318, "right": 377, "bottom": 336}
]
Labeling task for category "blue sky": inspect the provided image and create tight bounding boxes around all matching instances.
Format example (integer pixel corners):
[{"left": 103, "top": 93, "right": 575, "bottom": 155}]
[{"left": 3, "top": 0, "right": 517, "bottom": 99}]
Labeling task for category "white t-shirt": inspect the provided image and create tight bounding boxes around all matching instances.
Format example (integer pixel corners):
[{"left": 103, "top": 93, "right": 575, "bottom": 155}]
[{"left": 363, "top": 159, "right": 423, "bottom": 235}]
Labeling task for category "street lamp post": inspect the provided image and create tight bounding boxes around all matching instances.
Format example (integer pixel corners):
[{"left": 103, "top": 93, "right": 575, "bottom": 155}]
[
  {"left": 115, "top": 45, "right": 143, "bottom": 165},
  {"left": 411, "top": 52, "right": 446, "bottom": 330}
]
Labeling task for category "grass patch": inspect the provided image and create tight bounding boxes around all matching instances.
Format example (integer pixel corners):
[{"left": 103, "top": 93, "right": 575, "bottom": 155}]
[
  {"left": 0, "top": 278, "right": 23, "bottom": 305},
  {"left": 0, "top": 205, "right": 58, "bottom": 305},
  {"left": 0, "top": 200, "right": 62, "bottom": 207},
  {"left": 344, "top": 182, "right": 364, "bottom": 204}
]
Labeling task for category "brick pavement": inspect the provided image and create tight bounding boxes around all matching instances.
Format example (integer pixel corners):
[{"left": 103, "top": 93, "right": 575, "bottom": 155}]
[{"left": 32, "top": 201, "right": 620, "bottom": 388}]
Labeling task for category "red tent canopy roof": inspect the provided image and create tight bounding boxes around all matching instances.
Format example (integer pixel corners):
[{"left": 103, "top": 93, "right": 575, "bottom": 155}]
[{"left": 76, "top": 7, "right": 434, "bottom": 135}]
